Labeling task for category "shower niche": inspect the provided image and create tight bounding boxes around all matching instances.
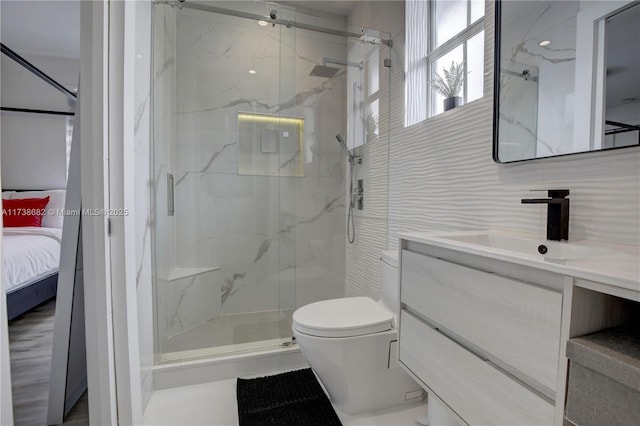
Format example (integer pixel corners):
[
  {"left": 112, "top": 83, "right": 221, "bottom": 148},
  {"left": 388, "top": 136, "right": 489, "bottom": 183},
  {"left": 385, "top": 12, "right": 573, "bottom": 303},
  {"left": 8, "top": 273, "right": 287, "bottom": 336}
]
[
  {"left": 237, "top": 112, "right": 305, "bottom": 177},
  {"left": 151, "top": 0, "right": 390, "bottom": 362}
]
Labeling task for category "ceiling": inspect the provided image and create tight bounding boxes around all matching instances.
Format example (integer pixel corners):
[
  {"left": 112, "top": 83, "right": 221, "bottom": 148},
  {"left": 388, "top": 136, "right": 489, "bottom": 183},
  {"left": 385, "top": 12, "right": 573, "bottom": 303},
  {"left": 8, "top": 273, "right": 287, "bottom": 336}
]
[
  {"left": 0, "top": 0, "right": 80, "bottom": 59},
  {"left": 0, "top": 0, "right": 355, "bottom": 60}
]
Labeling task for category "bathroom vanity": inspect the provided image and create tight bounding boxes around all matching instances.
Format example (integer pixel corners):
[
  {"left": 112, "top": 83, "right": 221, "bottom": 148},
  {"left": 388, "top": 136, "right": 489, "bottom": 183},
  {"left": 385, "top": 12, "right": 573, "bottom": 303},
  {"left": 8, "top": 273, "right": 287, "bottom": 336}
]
[{"left": 396, "top": 230, "right": 640, "bottom": 426}]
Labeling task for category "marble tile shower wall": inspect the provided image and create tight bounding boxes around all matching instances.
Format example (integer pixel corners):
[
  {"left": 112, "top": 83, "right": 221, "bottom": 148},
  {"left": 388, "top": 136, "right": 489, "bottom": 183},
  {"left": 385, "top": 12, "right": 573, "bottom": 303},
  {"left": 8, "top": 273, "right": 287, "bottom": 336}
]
[
  {"left": 135, "top": 0, "right": 154, "bottom": 411},
  {"left": 153, "top": 4, "right": 177, "bottom": 278},
  {"left": 152, "top": 4, "right": 178, "bottom": 350},
  {"left": 499, "top": 1, "right": 578, "bottom": 160},
  {"left": 160, "top": 6, "right": 347, "bottom": 337}
]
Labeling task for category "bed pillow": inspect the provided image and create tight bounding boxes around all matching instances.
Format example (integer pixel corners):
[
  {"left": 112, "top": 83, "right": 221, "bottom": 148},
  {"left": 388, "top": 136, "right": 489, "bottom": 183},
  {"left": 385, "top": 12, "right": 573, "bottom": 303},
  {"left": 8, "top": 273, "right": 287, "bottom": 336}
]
[
  {"left": 2, "top": 196, "right": 50, "bottom": 227},
  {"left": 10, "top": 190, "right": 66, "bottom": 228}
]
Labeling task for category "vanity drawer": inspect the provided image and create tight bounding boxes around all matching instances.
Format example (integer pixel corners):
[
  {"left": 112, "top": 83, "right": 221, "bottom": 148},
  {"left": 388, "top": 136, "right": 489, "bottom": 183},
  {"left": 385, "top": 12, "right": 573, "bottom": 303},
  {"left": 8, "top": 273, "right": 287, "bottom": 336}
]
[
  {"left": 399, "top": 309, "right": 554, "bottom": 426},
  {"left": 401, "top": 250, "right": 562, "bottom": 393}
]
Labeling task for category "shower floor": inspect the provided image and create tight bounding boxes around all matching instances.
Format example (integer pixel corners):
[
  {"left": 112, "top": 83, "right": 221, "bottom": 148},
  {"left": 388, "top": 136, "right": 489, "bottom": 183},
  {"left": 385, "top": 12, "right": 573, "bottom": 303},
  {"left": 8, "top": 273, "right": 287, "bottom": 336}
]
[{"left": 163, "top": 309, "right": 294, "bottom": 354}]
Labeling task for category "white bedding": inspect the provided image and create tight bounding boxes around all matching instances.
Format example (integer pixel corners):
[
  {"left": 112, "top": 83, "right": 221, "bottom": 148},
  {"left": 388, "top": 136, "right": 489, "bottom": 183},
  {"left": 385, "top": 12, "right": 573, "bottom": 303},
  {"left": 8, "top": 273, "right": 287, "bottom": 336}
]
[{"left": 3, "top": 227, "right": 62, "bottom": 294}]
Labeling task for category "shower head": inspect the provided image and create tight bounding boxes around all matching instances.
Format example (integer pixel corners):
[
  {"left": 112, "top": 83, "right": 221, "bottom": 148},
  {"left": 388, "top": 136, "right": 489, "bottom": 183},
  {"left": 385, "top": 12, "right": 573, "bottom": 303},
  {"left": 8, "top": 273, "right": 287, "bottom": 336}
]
[
  {"left": 309, "top": 65, "right": 340, "bottom": 78},
  {"left": 335, "top": 134, "right": 355, "bottom": 163},
  {"left": 310, "top": 57, "right": 361, "bottom": 78}
]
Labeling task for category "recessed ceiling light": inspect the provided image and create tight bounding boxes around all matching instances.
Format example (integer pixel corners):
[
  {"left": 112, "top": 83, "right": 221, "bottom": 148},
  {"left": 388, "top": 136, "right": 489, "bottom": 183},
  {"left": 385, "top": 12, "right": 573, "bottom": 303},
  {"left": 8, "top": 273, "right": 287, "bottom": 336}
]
[
  {"left": 258, "top": 20, "right": 268, "bottom": 27},
  {"left": 249, "top": 69, "right": 257, "bottom": 75},
  {"left": 539, "top": 40, "right": 551, "bottom": 46}
]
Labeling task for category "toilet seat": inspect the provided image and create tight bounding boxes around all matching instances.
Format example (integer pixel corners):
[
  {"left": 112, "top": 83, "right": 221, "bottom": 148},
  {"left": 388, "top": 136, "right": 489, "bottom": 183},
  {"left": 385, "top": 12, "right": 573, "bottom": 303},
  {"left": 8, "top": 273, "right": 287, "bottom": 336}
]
[{"left": 292, "top": 297, "right": 394, "bottom": 338}]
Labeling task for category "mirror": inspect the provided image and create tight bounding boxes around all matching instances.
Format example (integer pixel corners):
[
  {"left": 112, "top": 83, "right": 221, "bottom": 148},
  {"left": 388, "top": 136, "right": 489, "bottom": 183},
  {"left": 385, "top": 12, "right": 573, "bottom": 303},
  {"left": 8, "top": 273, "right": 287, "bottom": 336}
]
[{"left": 494, "top": 0, "right": 640, "bottom": 163}]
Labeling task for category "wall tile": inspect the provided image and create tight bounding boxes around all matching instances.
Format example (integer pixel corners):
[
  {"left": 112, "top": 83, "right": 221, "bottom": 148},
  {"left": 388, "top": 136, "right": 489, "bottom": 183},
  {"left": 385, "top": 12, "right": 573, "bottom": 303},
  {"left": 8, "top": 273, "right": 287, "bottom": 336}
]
[
  {"left": 345, "top": 1, "right": 639, "bottom": 304},
  {"left": 152, "top": 3, "right": 348, "bottom": 352}
]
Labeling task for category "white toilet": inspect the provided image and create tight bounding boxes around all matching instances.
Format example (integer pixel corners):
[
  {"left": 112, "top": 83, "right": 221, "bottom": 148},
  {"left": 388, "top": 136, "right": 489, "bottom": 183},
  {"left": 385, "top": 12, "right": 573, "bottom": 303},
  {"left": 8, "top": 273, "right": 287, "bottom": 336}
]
[{"left": 292, "top": 250, "right": 423, "bottom": 414}]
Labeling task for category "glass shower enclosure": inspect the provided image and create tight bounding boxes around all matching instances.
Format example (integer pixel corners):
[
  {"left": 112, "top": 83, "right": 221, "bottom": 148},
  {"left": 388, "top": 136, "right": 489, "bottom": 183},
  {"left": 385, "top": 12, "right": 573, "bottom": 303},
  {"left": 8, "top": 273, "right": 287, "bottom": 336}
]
[{"left": 151, "top": 0, "right": 390, "bottom": 363}]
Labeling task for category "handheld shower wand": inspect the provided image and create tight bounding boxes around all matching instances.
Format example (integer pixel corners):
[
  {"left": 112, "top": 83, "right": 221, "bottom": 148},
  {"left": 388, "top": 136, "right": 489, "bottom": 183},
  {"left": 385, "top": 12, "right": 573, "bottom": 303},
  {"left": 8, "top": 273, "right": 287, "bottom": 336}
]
[
  {"left": 336, "top": 134, "right": 357, "bottom": 244},
  {"left": 336, "top": 134, "right": 361, "bottom": 165},
  {"left": 335, "top": 134, "right": 354, "bottom": 164}
]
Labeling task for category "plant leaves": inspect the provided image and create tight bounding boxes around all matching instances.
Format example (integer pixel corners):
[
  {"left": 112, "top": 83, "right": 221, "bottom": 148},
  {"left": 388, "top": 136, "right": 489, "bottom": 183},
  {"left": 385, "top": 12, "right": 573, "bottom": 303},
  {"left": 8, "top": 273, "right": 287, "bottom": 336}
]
[{"left": 430, "top": 60, "right": 465, "bottom": 98}]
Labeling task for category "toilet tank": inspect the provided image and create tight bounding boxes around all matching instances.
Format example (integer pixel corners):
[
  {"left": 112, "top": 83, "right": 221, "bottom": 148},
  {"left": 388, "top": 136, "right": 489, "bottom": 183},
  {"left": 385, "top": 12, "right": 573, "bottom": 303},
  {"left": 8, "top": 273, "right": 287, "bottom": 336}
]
[{"left": 380, "top": 250, "right": 399, "bottom": 314}]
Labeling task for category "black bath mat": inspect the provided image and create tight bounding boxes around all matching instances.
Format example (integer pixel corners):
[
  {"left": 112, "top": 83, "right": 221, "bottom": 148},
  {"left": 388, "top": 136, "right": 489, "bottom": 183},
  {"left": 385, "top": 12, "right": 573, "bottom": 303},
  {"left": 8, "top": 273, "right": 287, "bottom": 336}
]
[{"left": 237, "top": 368, "right": 342, "bottom": 426}]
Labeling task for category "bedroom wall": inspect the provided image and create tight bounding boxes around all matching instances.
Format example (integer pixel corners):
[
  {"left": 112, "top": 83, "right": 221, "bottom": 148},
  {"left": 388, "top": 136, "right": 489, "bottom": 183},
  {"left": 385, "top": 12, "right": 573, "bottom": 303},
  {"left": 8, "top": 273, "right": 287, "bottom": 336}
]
[{"left": 0, "top": 53, "right": 78, "bottom": 190}]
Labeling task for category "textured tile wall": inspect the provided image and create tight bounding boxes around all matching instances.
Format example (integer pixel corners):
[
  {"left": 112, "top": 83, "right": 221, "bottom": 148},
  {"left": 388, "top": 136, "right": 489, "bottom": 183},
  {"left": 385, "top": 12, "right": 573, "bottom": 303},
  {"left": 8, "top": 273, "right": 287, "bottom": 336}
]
[{"left": 346, "top": 1, "right": 640, "bottom": 301}]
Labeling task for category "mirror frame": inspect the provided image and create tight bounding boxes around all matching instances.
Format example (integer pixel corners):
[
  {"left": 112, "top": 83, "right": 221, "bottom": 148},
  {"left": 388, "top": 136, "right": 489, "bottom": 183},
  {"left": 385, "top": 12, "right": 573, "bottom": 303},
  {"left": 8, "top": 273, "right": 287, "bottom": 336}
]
[{"left": 492, "top": 0, "right": 640, "bottom": 163}]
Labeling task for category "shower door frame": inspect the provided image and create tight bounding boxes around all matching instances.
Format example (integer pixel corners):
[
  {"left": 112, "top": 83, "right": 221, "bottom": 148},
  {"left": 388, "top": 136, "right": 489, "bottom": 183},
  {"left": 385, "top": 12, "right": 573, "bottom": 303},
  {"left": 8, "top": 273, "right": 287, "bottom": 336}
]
[
  {"left": 77, "top": 0, "right": 146, "bottom": 424},
  {"left": 157, "top": 0, "right": 392, "bottom": 46},
  {"left": 151, "top": 0, "right": 306, "bottom": 361}
]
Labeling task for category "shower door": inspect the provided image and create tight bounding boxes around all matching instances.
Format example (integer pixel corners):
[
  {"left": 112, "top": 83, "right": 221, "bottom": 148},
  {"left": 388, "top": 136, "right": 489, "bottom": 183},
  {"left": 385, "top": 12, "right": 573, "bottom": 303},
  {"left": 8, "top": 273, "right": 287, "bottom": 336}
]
[{"left": 151, "top": 1, "right": 349, "bottom": 362}]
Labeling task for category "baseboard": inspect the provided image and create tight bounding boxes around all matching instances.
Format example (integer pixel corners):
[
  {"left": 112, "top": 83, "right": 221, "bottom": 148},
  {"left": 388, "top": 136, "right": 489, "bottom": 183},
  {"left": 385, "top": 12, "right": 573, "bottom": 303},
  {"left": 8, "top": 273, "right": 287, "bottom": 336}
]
[{"left": 153, "top": 346, "right": 308, "bottom": 390}]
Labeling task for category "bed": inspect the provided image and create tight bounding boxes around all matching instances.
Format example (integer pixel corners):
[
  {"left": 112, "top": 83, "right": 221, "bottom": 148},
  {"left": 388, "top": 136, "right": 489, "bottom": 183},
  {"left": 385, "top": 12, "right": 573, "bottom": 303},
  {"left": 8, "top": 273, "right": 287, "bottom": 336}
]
[{"left": 3, "top": 190, "right": 65, "bottom": 320}]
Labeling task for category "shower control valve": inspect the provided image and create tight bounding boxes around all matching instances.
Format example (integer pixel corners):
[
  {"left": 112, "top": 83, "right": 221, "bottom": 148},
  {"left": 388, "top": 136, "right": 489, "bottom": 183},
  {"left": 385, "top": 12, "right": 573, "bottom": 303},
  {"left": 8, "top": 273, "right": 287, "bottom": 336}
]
[
  {"left": 350, "top": 154, "right": 362, "bottom": 165},
  {"left": 356, "top": 179, "right": 364, "bottom": 210}
]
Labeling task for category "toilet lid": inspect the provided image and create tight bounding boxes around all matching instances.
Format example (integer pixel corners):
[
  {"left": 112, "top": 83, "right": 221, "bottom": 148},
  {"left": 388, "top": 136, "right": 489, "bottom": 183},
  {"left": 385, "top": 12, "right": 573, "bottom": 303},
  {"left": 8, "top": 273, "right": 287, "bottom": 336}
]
[{"left": 292, "top": 297, "right": 394, "bottom": 338}]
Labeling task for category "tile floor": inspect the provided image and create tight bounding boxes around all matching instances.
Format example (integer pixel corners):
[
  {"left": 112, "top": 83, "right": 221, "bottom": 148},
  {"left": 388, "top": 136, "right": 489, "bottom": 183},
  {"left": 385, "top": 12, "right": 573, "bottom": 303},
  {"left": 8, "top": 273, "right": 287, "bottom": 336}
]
[{"left": 142, "top": 377, "right": 427, "bottom": 426}]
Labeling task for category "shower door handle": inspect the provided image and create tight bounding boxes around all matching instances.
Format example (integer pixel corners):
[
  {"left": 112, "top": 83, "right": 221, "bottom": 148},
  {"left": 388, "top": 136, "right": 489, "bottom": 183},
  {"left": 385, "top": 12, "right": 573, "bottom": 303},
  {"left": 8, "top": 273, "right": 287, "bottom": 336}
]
[{"left": 167, "top": 173, "right": 175, "bottom": 216}]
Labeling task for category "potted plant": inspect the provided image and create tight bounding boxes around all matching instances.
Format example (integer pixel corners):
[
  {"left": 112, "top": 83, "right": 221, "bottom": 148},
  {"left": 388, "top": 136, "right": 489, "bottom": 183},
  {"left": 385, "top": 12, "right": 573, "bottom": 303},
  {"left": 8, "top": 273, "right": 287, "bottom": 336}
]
[
  {"left": 431, "top": 61, "right": 465, "bottom": 111},
  {"left": 365, "top": 112, "right": 378, "bottom": 138}
]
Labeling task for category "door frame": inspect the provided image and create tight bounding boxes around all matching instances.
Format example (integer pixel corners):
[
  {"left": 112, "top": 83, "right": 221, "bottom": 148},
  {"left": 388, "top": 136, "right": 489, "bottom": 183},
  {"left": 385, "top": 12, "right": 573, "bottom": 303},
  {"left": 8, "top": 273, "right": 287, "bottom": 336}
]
[{"left": 80, "top": 1, "right": 144, "bottom": 424}]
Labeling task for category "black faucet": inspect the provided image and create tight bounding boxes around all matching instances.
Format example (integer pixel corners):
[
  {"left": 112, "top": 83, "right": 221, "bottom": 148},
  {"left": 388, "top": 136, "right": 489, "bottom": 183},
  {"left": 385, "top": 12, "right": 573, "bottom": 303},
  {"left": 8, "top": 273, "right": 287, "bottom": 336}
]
[{"left": 521, "top": 190, "right": 570, "bottom": 241}]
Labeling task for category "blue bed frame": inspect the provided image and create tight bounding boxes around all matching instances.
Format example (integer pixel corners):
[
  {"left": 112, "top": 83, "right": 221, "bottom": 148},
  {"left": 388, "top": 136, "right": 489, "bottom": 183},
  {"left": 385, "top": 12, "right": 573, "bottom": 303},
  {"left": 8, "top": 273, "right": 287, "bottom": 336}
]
[{"left": 6, "top": 273, "right": 58, "bottom": 320}]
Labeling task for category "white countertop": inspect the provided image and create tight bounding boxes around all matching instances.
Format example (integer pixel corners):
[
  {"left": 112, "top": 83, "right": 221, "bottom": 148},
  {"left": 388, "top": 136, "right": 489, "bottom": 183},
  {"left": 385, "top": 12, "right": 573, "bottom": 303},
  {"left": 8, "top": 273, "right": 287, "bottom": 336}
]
[{"left": 399, "top": 230, "right": 640, "bottom": 294}]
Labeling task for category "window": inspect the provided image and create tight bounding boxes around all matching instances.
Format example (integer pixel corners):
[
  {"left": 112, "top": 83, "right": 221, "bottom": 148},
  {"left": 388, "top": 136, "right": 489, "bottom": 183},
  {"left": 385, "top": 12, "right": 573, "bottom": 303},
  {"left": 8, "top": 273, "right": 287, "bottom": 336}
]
[
  {"left": 405, "top": 0, "right": 485, "bottom": 125},
  {"left": 365, "top": 48, "right": 381, "bottom": 138},
  {"left": 348, "top": 44, "right": 383, "bottom": 148}
]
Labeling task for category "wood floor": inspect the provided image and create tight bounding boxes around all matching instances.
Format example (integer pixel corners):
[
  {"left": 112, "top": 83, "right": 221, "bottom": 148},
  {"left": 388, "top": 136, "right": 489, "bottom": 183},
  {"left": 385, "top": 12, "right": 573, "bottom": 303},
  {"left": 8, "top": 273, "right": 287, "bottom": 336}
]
[{"left": 8, "top": 298, "right": 89, "bottom": 426}]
